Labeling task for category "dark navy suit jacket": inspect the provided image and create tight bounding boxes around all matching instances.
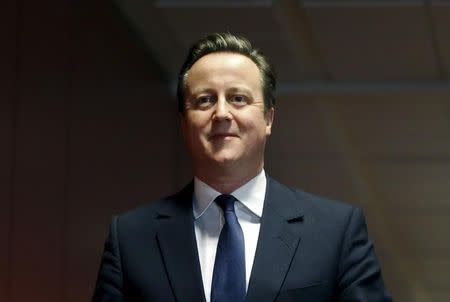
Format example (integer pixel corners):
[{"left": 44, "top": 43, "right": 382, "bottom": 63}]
[{"left": 92, "top": 177, "right": 393, "bottom": 301}]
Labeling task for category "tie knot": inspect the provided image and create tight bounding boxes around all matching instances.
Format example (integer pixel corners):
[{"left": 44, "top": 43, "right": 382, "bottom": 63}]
[{"left": 214, "top": 194, "right": 237, "bottom": 212}]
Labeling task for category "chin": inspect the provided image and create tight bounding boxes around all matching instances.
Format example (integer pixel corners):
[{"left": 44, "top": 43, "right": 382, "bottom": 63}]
[
  {"left": 209, "top": 152, "right": 240, "bottom": 167},
  {"left": 212, "top": 156, "right": 236, "bottom": 166}
]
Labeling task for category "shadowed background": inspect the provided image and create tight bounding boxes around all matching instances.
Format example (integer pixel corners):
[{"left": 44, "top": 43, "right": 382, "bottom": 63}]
[{"left": 1, "top": 1, "right": 450, "bottom": 301}]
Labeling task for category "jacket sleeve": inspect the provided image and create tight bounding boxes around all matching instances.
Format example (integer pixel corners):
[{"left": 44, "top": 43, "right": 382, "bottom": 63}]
[
  {"left": 92, "top": 216, "right": 124, "bottom": 302},
  {"left": 337, "top": 207, "right": 394, "bottom": 301}
]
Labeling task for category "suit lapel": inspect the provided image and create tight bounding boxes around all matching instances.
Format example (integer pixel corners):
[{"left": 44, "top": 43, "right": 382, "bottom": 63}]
[
  {"left": 246, "top": 177, "right": 305, "bottom": 302},
  {"left": 155, "top": 183, "right": 206, "bottom": 302}
]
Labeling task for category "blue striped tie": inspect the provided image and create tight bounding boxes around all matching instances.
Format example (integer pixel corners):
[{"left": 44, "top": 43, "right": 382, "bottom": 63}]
[{"left": 211, "top": 194, "right": 246, "bottom": 302}]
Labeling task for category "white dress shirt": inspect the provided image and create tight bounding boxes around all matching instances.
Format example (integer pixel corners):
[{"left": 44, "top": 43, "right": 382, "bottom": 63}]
[{"left": 192, "top": 170, "right": 266, "bottom": 302}]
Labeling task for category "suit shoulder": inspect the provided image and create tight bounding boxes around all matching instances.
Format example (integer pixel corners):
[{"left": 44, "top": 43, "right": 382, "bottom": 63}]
[
  {"left": 118, "top": 196, "right": 170, "bottom": 221},
  {"left": 289, "top": 186, "right": 363, "bottom": 231},
  {"left": 294, "top": 187, "right": 356, "bottom": 212},
  {"left": 116, "top": 182, "right": 194, "bottom": 229}
]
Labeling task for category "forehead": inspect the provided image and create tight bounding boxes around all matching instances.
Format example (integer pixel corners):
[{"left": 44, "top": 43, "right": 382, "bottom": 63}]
[{"left": 185, "top": 52, "right": 262, "bottom": 91}]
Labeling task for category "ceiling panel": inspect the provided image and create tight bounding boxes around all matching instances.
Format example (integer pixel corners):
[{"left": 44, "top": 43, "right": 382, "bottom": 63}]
[
  {"left": 303, "top": 3, "right": 440, "bottom": 81},
  {"left": 115, "top": 0, "right": 183, "bottom": 78},
  {"left": 155, "top": 0, "right": 272, "bottom": 6},
  {"left": 155, "top": 5, "right": 323, "bottom": 82},
  {"left": 303, "top": 0, "right": 425, "bottom": 6}
]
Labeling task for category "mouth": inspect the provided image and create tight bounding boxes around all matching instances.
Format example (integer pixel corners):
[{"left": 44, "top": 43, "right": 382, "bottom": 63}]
[{"left": 209, "top": 133, "right": 239, "bottom": 140}]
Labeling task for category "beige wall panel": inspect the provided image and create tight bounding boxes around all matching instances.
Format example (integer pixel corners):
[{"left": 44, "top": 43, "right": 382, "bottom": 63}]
[
  {"left": 369, "top": 160, "right": 450, "bottom": 213},
  {"left": 267, "top": 97, "right": 338, "bottom": 158},
  {"left": 334, "top": 95, "right": 450, "bottom": 156},
  {"left": 265, "top": 97, "right": 369, "bottom": 208},
  {"left": 422, "top": 258, "right": 450, "bottom": 290}
]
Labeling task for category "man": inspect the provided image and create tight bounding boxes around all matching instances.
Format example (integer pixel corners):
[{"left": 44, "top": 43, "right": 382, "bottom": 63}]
[{"left": 92, "top": 33, "right": 393, "bottom": 302}]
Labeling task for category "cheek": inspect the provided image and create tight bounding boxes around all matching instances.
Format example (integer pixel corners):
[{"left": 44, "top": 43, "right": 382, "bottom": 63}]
[
  {"left": 243, "top": 116, "right": 268, "bottom": 135},
  {"left": 185, "top": 119, "right": 210, "bottom": 142},
  {"left": 191, "top": 111, "right": 211, "bottom": 125}
]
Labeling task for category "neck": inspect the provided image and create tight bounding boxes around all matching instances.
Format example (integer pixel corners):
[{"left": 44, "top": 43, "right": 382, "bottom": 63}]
[{"left": 195, "top": 164, "right": 263, "bottom": 194}]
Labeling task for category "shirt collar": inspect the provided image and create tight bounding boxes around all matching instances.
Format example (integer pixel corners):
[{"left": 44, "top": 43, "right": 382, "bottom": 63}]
[{"left": 192, "top": 170, "right": 267, "bottom": 220}]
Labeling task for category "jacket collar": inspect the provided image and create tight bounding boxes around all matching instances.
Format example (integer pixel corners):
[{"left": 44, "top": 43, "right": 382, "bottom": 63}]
[
  {"left": 155, "top": 182, "right": 207, "bottom": 302},
  {"left": 154, "top": 177, "right": 305, "bottom": 302},
  {"left": 245, "top": 177, "right": 304, "bottom": 302}
]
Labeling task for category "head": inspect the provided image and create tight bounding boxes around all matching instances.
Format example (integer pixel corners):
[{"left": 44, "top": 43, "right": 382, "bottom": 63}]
[
  {"left": 177, "top": 32, "right": 276, "bottom": 114},
  {"left": 178, "top": 33, "right": 276, "bottom": 190}
]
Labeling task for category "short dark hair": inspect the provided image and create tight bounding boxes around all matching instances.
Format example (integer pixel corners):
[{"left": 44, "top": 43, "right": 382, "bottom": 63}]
[{"left": 177, "top": 32, "right": 276, "bottom": 113}]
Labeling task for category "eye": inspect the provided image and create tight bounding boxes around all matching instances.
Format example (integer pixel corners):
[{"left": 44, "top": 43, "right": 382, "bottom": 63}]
[
  {"left": 195, "top": 95, "right": 215, "bottom": 108},
  {"left": 230, "top": 94, "right": 248, "bottom": 105}
]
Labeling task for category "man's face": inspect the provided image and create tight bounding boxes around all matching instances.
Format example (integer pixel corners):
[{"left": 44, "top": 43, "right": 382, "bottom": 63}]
[{"left": 181, "top": 52, "right": 274, "bottom": 177}]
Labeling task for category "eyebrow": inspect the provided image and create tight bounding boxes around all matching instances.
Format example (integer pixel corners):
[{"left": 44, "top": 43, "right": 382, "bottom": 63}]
[
  {"left": 188, "top": 87, "right": 216, "bottom": 97},
  {"left": 189, "top": 85, "right": 253, "bottom": 95},
  {"left": 226, "top": 87, "right": 253, "bottom": 95}
]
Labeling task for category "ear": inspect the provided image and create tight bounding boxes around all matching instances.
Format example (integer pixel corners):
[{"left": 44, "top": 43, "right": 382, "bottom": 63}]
[{"left": 265, "top": 107, "right": 274, "bottom": 135}]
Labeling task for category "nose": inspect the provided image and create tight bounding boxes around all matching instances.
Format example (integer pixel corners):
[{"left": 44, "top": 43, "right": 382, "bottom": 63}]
[{"left": 213, "top": 96, "right": 232, "bottom": 121}]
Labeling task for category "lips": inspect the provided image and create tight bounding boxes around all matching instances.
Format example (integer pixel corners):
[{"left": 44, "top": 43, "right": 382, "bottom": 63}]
[{"left": 209, "top": 133, "right": 239, "bottom": 140}]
